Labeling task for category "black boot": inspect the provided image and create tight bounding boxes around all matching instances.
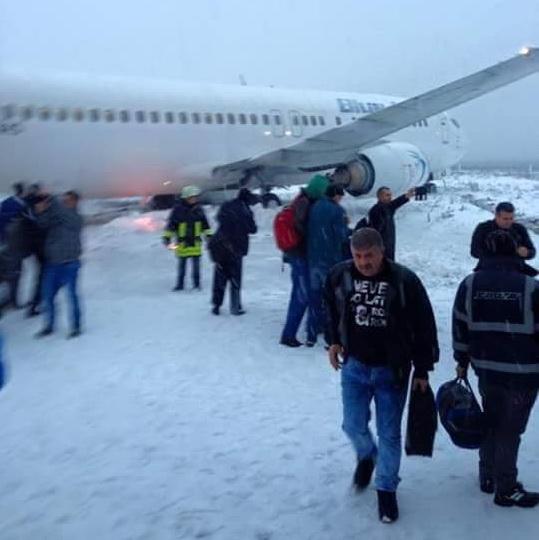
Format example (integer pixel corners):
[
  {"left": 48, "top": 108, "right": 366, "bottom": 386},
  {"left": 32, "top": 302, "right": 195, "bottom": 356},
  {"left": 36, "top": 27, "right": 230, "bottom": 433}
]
[
  {"left": 480, "top": 477, "right": 495, "bottom": 494},
  {"left": 377, "top": 490, "right": 399, "bottom": 523},
  {"left": 280, "top": 337, "right": 302, "bottom": 348},
  {"left": 353, "top": 456, "right": 375, "bottom": 491},
  {"left": 211, "top": 306, "right": 220, "bottom": 315},
  {"left": 35, "top": 327, "right": 53, "bottom": 338},
  {"left": 494, "top": 485, "right": 539, "bottom": 508}
]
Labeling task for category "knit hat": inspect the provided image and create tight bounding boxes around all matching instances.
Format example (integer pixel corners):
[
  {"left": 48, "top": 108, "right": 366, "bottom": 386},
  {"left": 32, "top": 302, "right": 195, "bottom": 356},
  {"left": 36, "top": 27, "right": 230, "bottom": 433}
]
[
  {"left": 304, "top": 175, "right": 330, "bottom": 200},
  {"left": 181, "top": 185, "right": 201, "bottom": 199}
]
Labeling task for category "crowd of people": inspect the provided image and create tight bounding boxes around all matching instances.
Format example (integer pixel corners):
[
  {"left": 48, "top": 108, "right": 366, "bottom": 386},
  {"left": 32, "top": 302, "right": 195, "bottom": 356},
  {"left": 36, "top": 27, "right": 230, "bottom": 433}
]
[{"left": 1, "top": 174, "right": 538, "bottom": 525}]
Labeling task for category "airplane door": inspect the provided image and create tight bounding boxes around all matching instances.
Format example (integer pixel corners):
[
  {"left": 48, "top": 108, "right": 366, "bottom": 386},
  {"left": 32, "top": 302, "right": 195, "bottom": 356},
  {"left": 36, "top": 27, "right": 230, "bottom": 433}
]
[
  {"left": 270, "top": 109, "right": 285, "bottom": 137},
  {"left": 440, "top": 116, "right": 450, "bottom": 144},
  {"left": 289, "top": 110, "right": 302, "bottom": 137}
]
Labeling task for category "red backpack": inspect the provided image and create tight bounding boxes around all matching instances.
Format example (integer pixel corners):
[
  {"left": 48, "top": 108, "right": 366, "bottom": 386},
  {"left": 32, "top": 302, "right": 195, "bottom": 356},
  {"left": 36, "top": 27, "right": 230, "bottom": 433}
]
[{"left": 273, "top": 194, "right": 306, "bottom": 252}]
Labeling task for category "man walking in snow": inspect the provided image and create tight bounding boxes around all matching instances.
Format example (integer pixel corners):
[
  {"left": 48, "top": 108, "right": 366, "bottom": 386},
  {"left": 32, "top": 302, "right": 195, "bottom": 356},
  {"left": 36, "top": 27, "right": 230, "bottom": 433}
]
[
  {"left": 325, "top": 228, "right": 438, "bottom": 523},
  {"left": 367, "top": 186, "right": 415, "bottom": 261},
  {"left": 453, "top": 229, "right": 539, "bottom": 507}
]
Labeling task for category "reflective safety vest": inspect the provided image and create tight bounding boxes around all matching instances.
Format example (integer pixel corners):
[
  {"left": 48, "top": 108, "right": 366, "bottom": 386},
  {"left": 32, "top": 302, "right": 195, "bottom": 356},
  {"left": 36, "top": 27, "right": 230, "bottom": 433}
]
[{"left": 163, "top": 219, "right": 212, "bottom": 258}]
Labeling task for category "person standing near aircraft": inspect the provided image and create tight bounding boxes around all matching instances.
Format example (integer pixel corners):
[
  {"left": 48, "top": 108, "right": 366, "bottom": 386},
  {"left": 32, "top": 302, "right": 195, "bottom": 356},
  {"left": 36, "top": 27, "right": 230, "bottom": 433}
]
[
  {"left": 366, "top": 187, "right": 415, "bottom": 261},
  {"left": 453, "top": 229, "right": 539, "bottom": 507},
  {"left": 34, "top": 191, "right": 83, "bottom": 338},
  {"left": 279, "top": 174, "right": 329, "bottom": 347},
  {"left": 307, "top": 184, "right": 350, "bottom": 345},
  {"left": 470, "top": 201, "right": 537, "bottom": 276},
  {"left": 162, "top": 186, "right": 212, "bottom": 291},
  {"left": 209, "top": 188, "right": 258, "bottom": 315},
  {"left": 325, "top": 228, "right": 438, "bottom": 524}
]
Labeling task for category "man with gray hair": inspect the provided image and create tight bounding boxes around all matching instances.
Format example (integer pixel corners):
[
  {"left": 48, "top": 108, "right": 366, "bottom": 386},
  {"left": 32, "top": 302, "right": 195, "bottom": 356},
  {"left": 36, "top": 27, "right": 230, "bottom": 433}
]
[{"left": 324, "top": 228, "right": 438, "bottom": 524}]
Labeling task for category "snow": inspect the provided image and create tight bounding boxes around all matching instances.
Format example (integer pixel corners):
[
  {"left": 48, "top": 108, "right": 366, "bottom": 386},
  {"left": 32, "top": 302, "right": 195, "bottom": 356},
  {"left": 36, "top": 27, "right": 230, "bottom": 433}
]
[{"left": 1, "top": 174, "right": 538, "bottom": 539}]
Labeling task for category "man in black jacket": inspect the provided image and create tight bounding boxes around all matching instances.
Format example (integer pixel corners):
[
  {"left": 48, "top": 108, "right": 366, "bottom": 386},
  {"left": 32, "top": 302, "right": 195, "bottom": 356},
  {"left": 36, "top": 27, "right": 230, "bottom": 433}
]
[
  {"left": 470, "top": 201, "right": 536, "bottom": 276},
  {"left": 210, "top": 188, "right": 258, "bottom": 315},
  {"left": 325, "top": 228, "right": 438, "bottom": 524},
  {"left": 453, "top": 229, "right": 539, "bottom": 508},
  {"left": 367, "top": 186, "right": 415, "bottom": 261}
]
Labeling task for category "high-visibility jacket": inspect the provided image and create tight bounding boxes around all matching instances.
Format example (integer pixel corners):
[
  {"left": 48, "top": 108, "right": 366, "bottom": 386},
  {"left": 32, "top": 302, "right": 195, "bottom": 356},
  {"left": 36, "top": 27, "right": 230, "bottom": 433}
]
[{"left": 163, "top": 200, "right": 212, "bottom": 258}]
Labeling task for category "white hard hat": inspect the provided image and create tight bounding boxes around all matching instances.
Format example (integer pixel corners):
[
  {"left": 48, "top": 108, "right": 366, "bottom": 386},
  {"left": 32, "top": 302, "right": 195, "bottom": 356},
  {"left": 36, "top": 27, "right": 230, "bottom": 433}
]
[{"left": 181, "top": 185, "right": 201, "bottom": 199}]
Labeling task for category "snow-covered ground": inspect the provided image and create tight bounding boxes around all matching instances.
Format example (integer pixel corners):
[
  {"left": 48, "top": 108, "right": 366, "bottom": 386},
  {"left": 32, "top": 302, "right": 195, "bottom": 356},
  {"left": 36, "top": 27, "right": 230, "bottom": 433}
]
[{"left": 1, "top": 174, "right": 538, "bottom": 539}]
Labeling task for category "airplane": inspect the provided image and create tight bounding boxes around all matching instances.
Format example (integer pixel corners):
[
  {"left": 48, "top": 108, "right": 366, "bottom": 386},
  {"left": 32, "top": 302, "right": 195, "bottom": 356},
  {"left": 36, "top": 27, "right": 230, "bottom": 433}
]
[{"left": 0, "top": 47, "right": 538, "bottom": 207}]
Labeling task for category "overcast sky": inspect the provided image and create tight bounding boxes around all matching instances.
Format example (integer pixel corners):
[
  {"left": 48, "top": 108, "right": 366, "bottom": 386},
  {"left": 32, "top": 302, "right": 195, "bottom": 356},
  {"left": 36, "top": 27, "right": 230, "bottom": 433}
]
[{"left": 1, "top": 0, "right": 538, "bottom": 165}]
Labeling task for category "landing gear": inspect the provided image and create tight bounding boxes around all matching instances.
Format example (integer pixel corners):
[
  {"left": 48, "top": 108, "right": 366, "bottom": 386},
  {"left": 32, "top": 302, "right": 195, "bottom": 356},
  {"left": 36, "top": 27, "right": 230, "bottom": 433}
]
[{"left": 261, "top": 192, "right": 282, "bottom": 208}]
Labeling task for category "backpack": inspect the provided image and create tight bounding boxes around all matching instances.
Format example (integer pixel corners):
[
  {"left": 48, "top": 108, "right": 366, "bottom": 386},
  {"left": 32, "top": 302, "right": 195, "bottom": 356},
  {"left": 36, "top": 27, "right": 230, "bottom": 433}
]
[
  {"left": 273, "top": 194, "right": 307, "bottom": 252},
  {"left": 436, "top": 377, "right": 486, "bottom": 449}
]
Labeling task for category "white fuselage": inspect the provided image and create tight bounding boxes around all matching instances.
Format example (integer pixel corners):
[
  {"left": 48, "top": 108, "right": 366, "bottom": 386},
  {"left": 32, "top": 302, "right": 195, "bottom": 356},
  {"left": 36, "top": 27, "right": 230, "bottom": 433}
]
[{"left": 0, "top": 72, "right": 465, "bottom": 197}]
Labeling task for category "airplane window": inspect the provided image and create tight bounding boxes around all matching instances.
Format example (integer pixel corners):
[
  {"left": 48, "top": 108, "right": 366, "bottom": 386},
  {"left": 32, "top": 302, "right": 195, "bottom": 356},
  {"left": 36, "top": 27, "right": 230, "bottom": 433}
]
[
  {"left": 292, "top": 116, "right": 299, "bottom": 126},
  {"left": 21, "top": 106, "right": 34, "bottom": 120},
  {"left": 318, "top": 116, "right": 325, "bottom": 126},
  {"left": 335, "top": 116, "right": 342, "bottom": 126},
  {"left": 192, "top": 112, "right": 201, "bottom": 124},
  {"left": 119, "top": 110, "right": 130, "bottom": 123},
  {"left": 90, "top": 109, "right": 101, "bottom": 122},
  {"left": 250, "top": 113, "right": 258, "bottom": 125},
  {"left": 204, "top": 113, "right": 213, "bottom": 124},
  {"left": 216, "top": 113, "right": 224, "bottom": 124},
  {"left": 150, "top": 111, "right": 160, "bottom": 123},
  {"left": 1, "top": 104, "right": 16, "bottom": 120},
  {"left": 105, "top": 110, "right": 116, "bottom": 122},
  {"left": 39, "top": 107, "right": 52, "bottom": 121},
  {"left": 165, "top": 112, "right": 174, "bottom": 124},
  {"left": 302, "top": 115, "right": 309, "bottom": 126},
  {"left": 274, "top": 115, "right": 282, "bottom": 126},
  {"left": 179, "top": 112, "right": 188, "bottom": 124},
  {"left": 310, "top": 116, "right": 317, "bottom": 126},
  {"left": 56, "top": 108, "right": 69, "bottom": 121},
  {"left": 262, "top": 114, "right": 270, "bottom": 125},
  {"left": 73, "top": 109, "right": 85, "bottom": 122},
  {"left": 239, "top": 113, "right": 247, "bottom": 125},
  {"left": 136, "top": 110, "right": 146, "bottom": 123},
  {"left": 227, "top": 113, "right": 236, "bottom": 124}
]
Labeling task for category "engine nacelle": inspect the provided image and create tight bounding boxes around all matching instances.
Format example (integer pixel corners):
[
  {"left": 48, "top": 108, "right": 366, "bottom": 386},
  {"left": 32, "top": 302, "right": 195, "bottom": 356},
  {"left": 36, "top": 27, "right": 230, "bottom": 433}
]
[{"left": 338, "top": 142, "right": 431, "bottom": 197}]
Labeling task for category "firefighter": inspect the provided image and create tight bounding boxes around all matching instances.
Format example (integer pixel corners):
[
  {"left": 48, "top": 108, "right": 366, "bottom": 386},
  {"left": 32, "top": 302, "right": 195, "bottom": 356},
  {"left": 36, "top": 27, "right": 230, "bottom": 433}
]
[{"left": 162, "top": 186, "right": 212, "bottom": 291}]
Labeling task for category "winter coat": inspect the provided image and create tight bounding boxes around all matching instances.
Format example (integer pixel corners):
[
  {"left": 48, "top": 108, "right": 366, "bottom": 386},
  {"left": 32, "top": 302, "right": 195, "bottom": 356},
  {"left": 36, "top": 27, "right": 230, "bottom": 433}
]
[
  {"left": 0, "top": 196, "right": 26, "bottom": 243},
  {"left": 36, "top": 198, "right": 83, "bottom": 265},
  {"left": 163, "top": 200, "right": 212, "bottom": 258},
  {"left": 453, "top": 257, "right": 539, "bottom": 389},
  {"left": 470, "top": 219, "right": 536, "bottom": 275},
  {"left": 368, "top": 195, "right": 409, "bottom": 260},
  {"left": 307, "top": 197, "right": 350, "bottom": 270},
  {"left": 214, "top": 198, "right": 257, "bottom": 258},
  {"left": 324, "top": 259, "right": 439, "bottom": 385}
]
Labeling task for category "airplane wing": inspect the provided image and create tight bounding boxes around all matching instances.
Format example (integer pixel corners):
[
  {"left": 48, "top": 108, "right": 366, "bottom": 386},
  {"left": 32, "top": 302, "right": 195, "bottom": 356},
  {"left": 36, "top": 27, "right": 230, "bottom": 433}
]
[{"left": 214, "top": 48, "right": 539, "bottom": 181}]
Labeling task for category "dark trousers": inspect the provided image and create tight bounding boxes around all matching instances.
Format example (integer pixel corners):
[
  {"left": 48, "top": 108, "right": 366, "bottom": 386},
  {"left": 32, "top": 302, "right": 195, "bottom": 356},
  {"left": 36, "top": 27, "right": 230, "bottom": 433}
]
[
  {"left": 29, "top": 252, "right": 45, "bottom": 309},
  {"left": 479, "top": 379, "right": 537, "bottom": 493},
  {"left": 177, "top": 256, "right": 201, "bottom": 289},
  {"left": 309, "top": 264, "right": 331, "bottom": 338},
  {"left": 281, "top": 256, "right": 316, "bottom": 342},
  {"left": 212, "top": 256, "right": 242, "bottom": 312}
]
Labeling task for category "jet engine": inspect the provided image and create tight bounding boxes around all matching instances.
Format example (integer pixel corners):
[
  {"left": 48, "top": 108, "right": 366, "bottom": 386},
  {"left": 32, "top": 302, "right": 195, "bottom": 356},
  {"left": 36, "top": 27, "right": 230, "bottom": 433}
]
[{"left": 335, "top": 142, "right": 431, "bottom": 197}]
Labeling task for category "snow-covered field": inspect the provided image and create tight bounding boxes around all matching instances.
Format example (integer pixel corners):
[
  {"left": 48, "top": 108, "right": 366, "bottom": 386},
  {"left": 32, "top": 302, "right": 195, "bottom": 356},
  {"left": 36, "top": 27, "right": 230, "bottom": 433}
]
[{"left": 1, "top": 174, "right": 538, "bottom": 539}]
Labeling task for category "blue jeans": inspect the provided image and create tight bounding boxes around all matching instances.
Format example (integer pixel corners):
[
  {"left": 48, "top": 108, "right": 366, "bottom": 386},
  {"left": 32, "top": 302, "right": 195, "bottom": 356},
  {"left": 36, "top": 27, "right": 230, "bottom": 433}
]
[
  {"left": 42, "top": 261, "right": 81, "bottom": 331},
  {"left": 341, "top": 358, "right": 407, "bottom": 492},
  {"left": 309, "top": 264, "right": 330, "bottom": 338},
  {"left": 178, "top": 256, "right": 201, "bottom": 289},
  {"left": 281, "top": 257, "right": 316, "bottom": 342}
]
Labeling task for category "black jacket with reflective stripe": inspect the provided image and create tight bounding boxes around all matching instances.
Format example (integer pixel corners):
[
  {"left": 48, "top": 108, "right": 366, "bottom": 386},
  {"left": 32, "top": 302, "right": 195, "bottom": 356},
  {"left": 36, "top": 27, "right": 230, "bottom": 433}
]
[{"left": 453, "top": 257, "right": 539, "bottom": 388}]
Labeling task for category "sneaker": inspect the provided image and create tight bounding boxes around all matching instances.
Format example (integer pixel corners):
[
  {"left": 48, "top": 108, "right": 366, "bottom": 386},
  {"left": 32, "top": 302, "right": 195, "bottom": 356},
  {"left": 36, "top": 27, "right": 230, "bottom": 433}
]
[
  {"left": 494, "top": 485, "right": 539, "bottom": 508},
  {"left": 280, "top": 337, "right": 302, "bottom": 348},
  {"left": 480, "top": 478, "right": 495, "bottom": 494},
  {"left": 67, "top": 329, "right": 81, "bottom": 339},
  {"left": 211, "top": 306, "right": 220, "bottom": 315},
  {"left": 35, "top": 327, "right": 53, "bottom": 338},
  {"left": 305, "top": 340, "right": 316, "bottom": 348},
  {"left": 377, "top": 490, "right": 399, "bottom": 523},
  {"left": 353, "top": 457, "right": 375, "bottom": 491},
  {"left": 172, "top": 285, "right": 184, "bottom": 292},
  {"left": 231, "top": 309, "right": 246, "bottom": 316}
]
